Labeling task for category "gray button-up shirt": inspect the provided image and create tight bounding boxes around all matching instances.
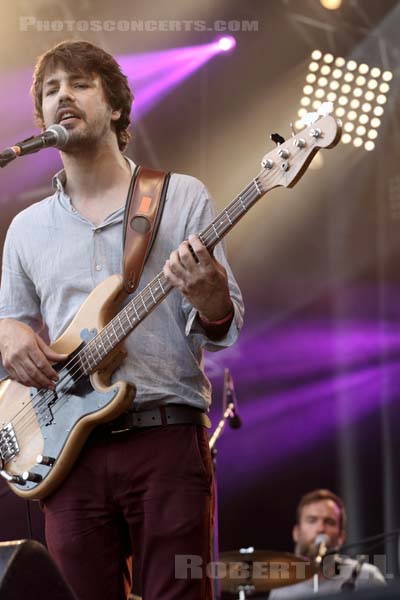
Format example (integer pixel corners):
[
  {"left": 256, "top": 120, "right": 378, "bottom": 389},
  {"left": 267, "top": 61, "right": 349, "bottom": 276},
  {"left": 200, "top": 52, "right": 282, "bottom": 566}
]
[{"left": 0, "top": 158, "right": 244, "bottom": 411}]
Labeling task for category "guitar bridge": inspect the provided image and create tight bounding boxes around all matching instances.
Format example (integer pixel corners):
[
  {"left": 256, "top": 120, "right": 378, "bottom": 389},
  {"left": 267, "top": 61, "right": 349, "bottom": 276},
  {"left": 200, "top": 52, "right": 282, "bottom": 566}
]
[{"left": 0, "top": 422, "right": 19, "bottom": 462}]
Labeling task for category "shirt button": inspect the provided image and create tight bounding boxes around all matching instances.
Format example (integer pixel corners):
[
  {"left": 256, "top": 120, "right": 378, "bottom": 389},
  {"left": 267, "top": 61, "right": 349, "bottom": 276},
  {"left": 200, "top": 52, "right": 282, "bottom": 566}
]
[{"left": 95, "top": 264, "right": 102, "bottom": 271}]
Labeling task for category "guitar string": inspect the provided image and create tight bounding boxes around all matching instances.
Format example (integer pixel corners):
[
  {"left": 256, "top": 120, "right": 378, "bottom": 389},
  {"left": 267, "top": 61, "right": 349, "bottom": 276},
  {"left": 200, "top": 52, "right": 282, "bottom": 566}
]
[
  {"left": 2, "top": 172, "right": 267, "bottom": 442},
  {"left": 2, "top": 158, "right": 298, "bottom": 449},
  {"left": 3, "top": 149, "right": 311, "bottom": 448}
]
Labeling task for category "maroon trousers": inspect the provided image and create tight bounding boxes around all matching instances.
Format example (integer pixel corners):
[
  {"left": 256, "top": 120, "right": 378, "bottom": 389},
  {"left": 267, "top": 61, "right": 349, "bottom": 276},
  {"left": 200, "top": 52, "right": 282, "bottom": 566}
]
[{"left": 41, "top": 424, "right": 214, "bottom": 600}]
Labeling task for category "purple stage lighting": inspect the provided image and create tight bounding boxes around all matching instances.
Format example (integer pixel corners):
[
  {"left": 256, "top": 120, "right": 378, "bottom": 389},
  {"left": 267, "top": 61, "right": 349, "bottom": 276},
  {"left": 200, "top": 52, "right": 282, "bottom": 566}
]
[
  {"left": 118, "top": 39, "right": 236, "bottom": 118},
  {"left": 0, "top": 40, "right": 238, "bottom": 200},
  {"left": 216, "top": 36, "right": 236, "bottom": 52}
]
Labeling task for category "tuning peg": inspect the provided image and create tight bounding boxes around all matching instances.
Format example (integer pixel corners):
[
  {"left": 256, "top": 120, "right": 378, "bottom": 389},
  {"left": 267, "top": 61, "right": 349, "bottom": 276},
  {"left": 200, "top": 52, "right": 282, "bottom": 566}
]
[{"left": 270, "top": 133, "right": 285, "bottom": 146}]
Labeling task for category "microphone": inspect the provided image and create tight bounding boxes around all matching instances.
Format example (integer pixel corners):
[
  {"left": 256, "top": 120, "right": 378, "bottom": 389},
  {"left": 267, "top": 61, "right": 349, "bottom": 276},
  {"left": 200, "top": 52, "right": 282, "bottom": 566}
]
[
  {"left": 224, "top": 368, "right": 242, "bottom": 429},
  {"left": 0, "top": 125, "right": 69, "bottom": 167},
  {"left": 314, "top": 533, "right": 330, "bottom": 566}
]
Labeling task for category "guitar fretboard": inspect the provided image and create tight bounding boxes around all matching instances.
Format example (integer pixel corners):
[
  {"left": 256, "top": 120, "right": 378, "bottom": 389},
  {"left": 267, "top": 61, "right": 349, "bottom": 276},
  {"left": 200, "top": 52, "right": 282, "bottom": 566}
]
[{"left": 78, "top": 176, "right": 263, "bottom": 374}]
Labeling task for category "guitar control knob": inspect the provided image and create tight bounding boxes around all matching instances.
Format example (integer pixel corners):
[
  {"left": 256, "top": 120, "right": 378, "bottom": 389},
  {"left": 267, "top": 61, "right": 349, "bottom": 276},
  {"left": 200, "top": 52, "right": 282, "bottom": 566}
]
[
  {"left": 10, "top": 475, "right": 26, "bottom": 485},
  {"left": 278, "top": 148, "right": 289, "bottom": 159},
  {"left": 22, "top": 471, "right": 43, "bottom": 483},
  {"left": 294, "top": 138, "right": 306, "bottom": 148},
  {"left": 36, "top": 454, "right": 55, "bottom": 467}
]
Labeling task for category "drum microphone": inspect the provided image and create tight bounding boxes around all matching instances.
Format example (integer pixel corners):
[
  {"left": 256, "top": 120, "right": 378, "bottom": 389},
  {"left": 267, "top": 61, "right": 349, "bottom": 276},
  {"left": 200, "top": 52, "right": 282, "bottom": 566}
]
[
  {"left": 224, "top": 368, "right": 242, "bottom": 429},
  {"left": 0, "top": 125, "right": 69, "bottom": 167},
  {"left": 314, "top": 534, "right": 330, "bottom": 566}
]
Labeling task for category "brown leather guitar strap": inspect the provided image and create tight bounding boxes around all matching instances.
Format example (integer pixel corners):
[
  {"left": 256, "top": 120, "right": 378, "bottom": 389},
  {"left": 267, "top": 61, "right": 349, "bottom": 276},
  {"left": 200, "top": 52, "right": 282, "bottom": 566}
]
[{"left": 123, "top": 166, "right": 170, "bottom": 294}]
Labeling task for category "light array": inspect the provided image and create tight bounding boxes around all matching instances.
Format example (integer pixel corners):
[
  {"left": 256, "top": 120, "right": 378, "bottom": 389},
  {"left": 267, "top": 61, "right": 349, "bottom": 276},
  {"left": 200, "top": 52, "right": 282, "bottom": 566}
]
[{"left": 297, "top": 50, "right": 393, "bottom": 152}]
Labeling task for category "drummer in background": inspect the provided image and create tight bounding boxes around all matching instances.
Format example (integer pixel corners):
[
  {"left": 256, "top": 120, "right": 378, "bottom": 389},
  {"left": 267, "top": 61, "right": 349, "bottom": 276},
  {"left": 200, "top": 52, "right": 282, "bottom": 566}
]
[{"left": 269, "top": 489, "right": 385, "bottom": 598}]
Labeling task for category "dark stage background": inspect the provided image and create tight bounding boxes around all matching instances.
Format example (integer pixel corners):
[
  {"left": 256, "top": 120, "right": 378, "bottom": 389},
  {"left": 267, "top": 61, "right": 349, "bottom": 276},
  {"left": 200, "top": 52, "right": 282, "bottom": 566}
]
[{"left": 0, "top": 0, "right": 400, "bottom": 593}]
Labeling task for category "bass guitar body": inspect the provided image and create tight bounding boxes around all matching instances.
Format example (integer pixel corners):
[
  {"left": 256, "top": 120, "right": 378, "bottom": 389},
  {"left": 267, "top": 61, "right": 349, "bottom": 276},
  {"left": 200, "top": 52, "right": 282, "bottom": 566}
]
[{"left": 0, "top": 274, "right": 136, "bottom": 500}]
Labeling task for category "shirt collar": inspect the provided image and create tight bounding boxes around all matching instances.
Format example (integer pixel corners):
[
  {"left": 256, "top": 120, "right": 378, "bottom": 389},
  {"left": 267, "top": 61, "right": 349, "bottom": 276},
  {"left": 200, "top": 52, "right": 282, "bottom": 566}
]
[{"left": 52, "top": 156, "right": 137, "bottom": 192}]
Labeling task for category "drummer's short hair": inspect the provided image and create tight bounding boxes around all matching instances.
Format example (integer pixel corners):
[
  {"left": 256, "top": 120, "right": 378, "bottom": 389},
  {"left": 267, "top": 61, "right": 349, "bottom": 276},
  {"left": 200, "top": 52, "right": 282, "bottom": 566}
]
[{"left": 296, "top": 489, "right": 347, "bottom": 532}]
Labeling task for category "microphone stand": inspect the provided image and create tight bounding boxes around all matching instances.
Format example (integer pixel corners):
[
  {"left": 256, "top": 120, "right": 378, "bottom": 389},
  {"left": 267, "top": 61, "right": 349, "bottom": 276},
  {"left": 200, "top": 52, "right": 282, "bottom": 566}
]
[
  {"left": 322, "top": 528, "right": 400, "bottom": 590},
  {"left": 209, "top": 369, "right": 243, "bottom": 600}
]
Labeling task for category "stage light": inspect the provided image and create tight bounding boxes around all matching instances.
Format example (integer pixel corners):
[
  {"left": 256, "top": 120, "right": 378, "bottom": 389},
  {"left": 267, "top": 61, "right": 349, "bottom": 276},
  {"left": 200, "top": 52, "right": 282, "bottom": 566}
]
[
  {"left": 217, "top": 36, "right": 236, "bottom": 52},
  {"left": 311, "top": 50, "right": 322, "bottom": 60},
  {"left": 368, "top": 129, "right": 378, "bottom": 139},
  {"left": 323, "top": 53, "right": 334, "bottom": 63},
  {"left": 342, "top": 133, "right": 352, "bottom": 144},
  {"left": 371, "top": 117, "right": 381, "bottom": 128},
  {"left": 298, "top": 51, "right": 392, "bottom": 152},
  {"left": 364, "top": 140, "right": 375, "bottom": 151},
  {"left": 320, "top": 0, "right": 342, "bottom": 9}
]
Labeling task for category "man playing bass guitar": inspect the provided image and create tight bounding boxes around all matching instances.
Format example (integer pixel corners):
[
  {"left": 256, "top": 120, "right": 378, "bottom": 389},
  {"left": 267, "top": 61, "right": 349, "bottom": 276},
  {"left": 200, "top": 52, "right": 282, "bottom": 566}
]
[{"left": 0, "top": 40, "right": 244, "bottom": 600}]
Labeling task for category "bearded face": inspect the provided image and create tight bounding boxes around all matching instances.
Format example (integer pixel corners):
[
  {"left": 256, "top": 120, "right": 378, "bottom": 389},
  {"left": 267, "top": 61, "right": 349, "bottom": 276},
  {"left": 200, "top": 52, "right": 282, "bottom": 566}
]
[
  {"left": 293, "top": 500, "right": 345, "bottom": 559},
  {"left": 41, "top": 67, "right": 121, "bottom": 154}
]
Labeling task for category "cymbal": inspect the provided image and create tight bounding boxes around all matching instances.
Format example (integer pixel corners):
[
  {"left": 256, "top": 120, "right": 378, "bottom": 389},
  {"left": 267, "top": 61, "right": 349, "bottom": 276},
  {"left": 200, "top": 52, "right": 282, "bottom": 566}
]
[{"left": 218, "top": 549, "right": 317, "bottom": 593}]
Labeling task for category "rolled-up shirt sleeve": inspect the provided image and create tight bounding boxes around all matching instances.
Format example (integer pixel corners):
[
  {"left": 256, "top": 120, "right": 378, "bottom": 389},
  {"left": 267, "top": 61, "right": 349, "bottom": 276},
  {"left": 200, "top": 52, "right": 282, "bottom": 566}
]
[
  {"left": 181, "top": 183, "right": 244, "bottom": 351},
  {"left": 0, "top": 219, "right": 43, "bottom": 380}
]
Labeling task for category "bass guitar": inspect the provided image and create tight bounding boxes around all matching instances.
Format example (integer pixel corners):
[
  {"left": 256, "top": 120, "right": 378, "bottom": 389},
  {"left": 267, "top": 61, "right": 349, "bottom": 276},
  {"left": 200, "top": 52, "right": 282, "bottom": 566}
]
[{"left": 0, "top": 108, "right": 341, "bottom": 499}]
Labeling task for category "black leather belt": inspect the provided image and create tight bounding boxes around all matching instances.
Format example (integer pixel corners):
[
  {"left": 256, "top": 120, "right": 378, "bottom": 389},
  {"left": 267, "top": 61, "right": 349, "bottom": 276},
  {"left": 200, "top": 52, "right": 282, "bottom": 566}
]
[{"left": 106, "top": 404, "right": 211, "bottom": 434}]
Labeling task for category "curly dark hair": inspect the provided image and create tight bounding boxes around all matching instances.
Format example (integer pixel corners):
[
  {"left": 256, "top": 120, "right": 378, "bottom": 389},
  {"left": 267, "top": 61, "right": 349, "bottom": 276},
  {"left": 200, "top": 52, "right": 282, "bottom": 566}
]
[{"left": 31, "top": 40, "right": 133, "bottom": 151}]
